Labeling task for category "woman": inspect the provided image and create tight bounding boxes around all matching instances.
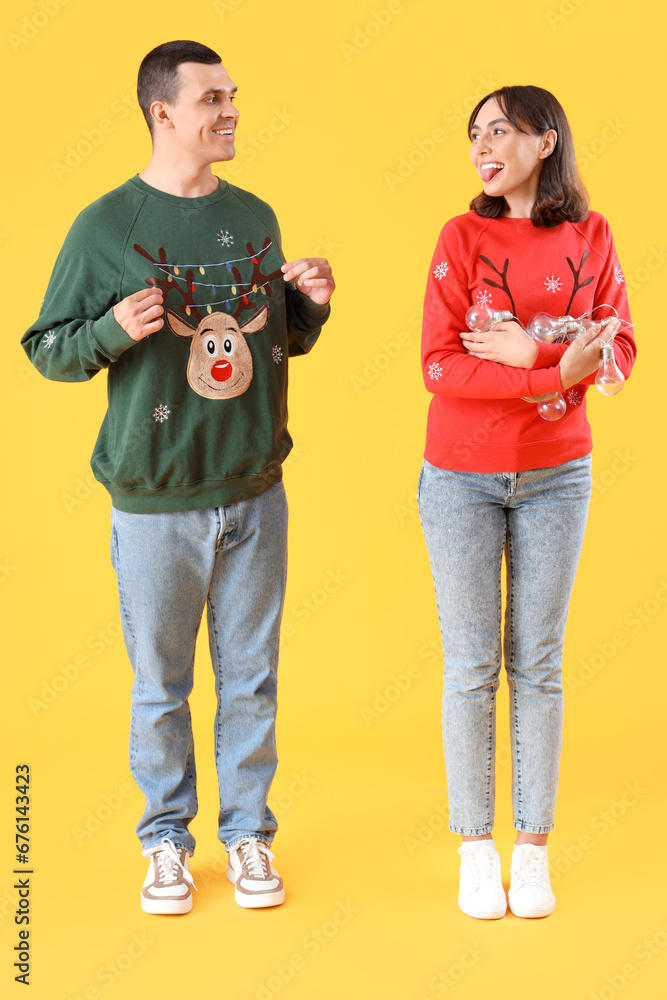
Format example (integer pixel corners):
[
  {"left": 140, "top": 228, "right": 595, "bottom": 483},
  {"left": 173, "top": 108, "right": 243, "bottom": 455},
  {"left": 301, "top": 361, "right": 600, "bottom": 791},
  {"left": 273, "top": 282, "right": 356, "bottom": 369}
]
[{"left": 418, "top": 85, "right": 635, "bottom": 920}]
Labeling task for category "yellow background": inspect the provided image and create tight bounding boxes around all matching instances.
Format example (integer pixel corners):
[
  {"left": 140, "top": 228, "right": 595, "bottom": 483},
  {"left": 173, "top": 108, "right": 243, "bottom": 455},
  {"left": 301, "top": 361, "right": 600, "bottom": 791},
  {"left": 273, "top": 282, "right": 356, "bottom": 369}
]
[{"left": 2, "top": 0, "right": 665, "bottom": 997}]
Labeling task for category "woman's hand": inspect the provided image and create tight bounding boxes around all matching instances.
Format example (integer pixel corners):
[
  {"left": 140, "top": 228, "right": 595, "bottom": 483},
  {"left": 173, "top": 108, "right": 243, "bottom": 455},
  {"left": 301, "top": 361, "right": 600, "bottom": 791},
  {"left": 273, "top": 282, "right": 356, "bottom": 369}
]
[
  {"left": 459, "top": 321, "right": 538, "bottom": 368},
  {"left": 559, "top": 318, "right": 620, "bottom": 390}
]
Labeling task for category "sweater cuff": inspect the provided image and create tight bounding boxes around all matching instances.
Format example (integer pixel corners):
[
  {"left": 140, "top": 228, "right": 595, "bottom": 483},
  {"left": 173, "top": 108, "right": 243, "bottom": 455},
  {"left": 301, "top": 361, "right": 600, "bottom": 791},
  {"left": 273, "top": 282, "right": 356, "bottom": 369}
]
[
  {"left": 90, "top": 307, "right": 137, "bottom": 361},
  {"left": 525, "top": 366, "right": 563, "bottom": 396},
  {"left": 291, "top": 290, "right": 331, "bottom": 328},
  {"left": 531, "top": 340, "right": 567, "bottom": 369}
]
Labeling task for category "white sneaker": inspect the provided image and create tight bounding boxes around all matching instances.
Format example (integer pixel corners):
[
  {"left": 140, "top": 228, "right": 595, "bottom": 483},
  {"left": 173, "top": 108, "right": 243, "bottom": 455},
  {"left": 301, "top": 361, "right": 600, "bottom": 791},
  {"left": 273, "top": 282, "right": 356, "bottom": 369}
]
[
  {"left": 458, "top": 840, "right": 507, "bottom": 919},
  {"left": 141, "top": 838, "right": 197, "bottom": 915},
  {"left": 508, "top": 844, "right": 556, "bottom": 918},
  {"left": 226, "top": 837, "right": 285, "bottom": 908}
]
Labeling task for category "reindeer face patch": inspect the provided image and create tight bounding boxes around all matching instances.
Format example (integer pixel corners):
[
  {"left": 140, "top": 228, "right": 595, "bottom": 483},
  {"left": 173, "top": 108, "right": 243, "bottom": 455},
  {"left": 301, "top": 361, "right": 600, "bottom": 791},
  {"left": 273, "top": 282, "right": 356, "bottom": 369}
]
[{"left": 165, "top": 305, "right": 269, "bottom": 400}]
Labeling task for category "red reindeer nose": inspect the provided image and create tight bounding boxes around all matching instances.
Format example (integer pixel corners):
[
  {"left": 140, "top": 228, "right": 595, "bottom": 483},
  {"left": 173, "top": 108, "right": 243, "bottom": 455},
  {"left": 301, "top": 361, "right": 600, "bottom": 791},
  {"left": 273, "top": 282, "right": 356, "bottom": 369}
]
[{"left": 211, "top": 360, "right": 233, "bottom": 381}]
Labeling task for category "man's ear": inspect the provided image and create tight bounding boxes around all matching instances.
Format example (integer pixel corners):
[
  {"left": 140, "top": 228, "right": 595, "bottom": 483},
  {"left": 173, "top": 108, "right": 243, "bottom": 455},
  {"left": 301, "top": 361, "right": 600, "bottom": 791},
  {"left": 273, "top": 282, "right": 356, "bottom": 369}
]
[{"left": 149, "top": 100, "right": 175, "bottom": 131}]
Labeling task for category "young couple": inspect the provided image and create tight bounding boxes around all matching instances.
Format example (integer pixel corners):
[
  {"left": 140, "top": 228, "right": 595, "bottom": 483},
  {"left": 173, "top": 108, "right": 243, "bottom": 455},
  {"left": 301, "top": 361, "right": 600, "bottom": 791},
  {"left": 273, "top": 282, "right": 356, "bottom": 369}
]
[{"left": 22, "top": 41, "right": 635, "bottom": 921}]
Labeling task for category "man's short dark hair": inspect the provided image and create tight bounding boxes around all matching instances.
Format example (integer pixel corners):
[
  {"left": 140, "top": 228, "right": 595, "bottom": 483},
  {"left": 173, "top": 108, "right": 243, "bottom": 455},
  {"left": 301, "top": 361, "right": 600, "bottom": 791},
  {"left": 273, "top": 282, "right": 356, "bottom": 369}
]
[{"left": 137, "top": 40, "right": 222, "bottom": 135}]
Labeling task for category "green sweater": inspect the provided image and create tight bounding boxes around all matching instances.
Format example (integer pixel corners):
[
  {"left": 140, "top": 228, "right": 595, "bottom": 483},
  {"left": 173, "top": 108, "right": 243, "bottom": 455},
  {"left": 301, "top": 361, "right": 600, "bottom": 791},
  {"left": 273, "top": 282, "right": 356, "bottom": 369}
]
[{"left": 22, "top": 176, "right": 330, "bottom": 513}]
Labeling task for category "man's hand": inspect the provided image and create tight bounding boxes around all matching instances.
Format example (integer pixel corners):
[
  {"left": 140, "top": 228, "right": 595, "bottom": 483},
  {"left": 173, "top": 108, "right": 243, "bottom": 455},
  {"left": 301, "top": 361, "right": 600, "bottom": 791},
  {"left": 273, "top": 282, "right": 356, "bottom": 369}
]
[
  {"left": 459, "top": 321, "right": 538, "bottom": 369},
  {"left": 281, "top": 258, "right": 335, "bottom": 305},
  {"left": 113, "top": 288, "right": 164, "bottom": 342},
  {"left": 559, "top": 319, "right": 620, "bottom": 390}
]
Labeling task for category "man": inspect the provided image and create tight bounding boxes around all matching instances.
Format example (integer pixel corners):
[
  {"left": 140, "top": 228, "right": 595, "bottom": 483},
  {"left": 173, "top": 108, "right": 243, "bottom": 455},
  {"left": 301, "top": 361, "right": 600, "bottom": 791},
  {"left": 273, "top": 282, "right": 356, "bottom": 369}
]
[{"left": 22, "top": 40, "right": 334, "bottom": 915}]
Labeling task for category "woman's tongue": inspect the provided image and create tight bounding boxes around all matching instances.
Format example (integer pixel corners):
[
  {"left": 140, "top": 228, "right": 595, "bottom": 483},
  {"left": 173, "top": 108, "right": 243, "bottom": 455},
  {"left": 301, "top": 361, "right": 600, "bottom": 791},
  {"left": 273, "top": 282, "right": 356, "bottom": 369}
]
[{"left": 482, "top": 164, "right": 503, "bottom": 182}]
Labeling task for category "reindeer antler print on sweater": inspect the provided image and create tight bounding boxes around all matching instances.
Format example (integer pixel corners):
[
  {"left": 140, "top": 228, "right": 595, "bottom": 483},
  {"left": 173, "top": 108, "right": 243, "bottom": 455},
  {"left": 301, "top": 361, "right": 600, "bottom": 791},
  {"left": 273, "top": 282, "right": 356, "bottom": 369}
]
[
  {"left": 479, "top": 255, "right": 517, "bottom": 316},
  {"left": 564, "top": 250, "right": 594, "bottom": 315}
]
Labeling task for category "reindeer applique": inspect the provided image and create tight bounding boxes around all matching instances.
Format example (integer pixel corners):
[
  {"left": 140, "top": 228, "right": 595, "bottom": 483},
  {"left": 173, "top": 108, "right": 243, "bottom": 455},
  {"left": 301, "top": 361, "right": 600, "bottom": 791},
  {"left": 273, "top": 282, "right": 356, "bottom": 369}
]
[{"left": 165, "top": 305, "right": 269, "bottom": 400}]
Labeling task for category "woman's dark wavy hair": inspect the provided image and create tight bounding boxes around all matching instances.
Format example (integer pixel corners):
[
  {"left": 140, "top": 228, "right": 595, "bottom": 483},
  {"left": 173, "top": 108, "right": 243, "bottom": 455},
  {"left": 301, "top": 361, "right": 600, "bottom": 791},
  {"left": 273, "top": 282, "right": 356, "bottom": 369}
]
[{"left": 467, "top": 85, "right": 589, "bottom": 227}]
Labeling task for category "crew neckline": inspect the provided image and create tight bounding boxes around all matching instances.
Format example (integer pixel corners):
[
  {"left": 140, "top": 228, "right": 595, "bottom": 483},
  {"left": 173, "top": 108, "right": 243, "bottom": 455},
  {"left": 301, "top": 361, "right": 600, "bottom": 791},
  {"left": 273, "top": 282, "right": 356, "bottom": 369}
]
[
  {"left": 491, "top": 215, "right": 538, "bottom": 226},
  {"left": 129, "top": 174, "right": 230, "bottom": 207}
]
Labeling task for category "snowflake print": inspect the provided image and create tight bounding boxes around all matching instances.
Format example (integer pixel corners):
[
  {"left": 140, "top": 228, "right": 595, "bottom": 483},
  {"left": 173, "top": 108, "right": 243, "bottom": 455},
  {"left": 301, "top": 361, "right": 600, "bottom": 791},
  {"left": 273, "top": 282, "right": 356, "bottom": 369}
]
[
  {"left": 544, "top": 275, "right": 562, "bottom": 294},
  {"left": 565, "top": 388, "right": 582, "bottom": 406},
  {"left": 217, "top": 229, "right": 234, "bottom": 247},
  {"left": 614, "top": 266, "right": 625, "bottom": 285},
  {"left": 433, "top": 261, "right": 449, "bottom": 280},
  {"left": 428, "top": 361, "right": 443, "bottom": 380},
  {"left": 476, "top": 289, "right": 492, "bottom": 307},
  {"left": 153, "top": 404, "right": 170, "bottom": 423},
  {"left": 43, "top": 330, "right": 56, "bottom": 348},
  {"left": 272, "top": 345, "right": 283, "bottom": 364}
]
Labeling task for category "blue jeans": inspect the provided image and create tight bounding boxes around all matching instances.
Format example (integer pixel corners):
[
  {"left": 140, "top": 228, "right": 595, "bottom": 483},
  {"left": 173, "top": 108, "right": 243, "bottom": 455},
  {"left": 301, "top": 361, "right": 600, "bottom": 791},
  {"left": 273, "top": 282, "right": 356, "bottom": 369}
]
[
  {"left": 418, "top": 456, "right": 591, "bottom": 835},
  {"left": 109, "top": 482, "right": 288, "bottom": 855}
]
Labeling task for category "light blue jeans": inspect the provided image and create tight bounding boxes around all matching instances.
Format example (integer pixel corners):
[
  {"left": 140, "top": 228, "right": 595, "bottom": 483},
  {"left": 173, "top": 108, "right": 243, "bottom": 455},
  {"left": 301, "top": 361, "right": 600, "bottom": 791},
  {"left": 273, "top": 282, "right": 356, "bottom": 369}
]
[
  {"left": 110, "top": 482, "right": 288, "bottom": 855},
  {"left": 418, "top": 456, "right": 592, "bottom": 835}
]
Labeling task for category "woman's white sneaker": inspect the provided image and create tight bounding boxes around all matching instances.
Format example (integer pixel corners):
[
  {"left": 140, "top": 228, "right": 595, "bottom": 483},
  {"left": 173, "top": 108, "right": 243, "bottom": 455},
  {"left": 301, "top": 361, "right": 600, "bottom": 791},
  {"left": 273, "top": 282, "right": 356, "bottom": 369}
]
[
  {"left": 458, "top": 840, "right": 507, "bottom": 919},
  {"left": 226, "top": 837, "right": 285, "bottom": 908},
  {"left": 508, "top": 843, "right": 556, "bottom": 918}
]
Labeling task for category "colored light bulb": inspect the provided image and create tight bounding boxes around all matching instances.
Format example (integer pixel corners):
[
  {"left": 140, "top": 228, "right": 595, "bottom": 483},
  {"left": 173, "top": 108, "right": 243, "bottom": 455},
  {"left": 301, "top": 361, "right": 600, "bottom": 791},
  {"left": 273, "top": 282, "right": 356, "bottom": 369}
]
[
  {"left": 465, "top": 304, "right": 513, "bottom": 332},
  {"left": 537, "top": 393, "right": 567, "bottom": 421},
  {"left": 595, "top": 344, "right": 625, "bottom": 396}
]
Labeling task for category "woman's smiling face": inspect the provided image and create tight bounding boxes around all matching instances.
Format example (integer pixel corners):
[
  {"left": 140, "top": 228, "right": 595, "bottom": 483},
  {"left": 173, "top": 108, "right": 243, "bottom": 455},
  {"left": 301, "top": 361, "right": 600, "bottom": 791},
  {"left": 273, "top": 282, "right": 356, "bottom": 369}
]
[{"left": 469, "top": 97, "right": 556, "bottom": 215}]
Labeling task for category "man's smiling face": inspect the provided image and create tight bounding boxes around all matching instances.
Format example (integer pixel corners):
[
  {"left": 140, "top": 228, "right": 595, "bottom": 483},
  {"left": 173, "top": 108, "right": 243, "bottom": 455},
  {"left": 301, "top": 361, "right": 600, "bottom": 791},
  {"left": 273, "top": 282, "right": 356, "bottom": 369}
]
[{"left": 165, "top": 61, "right": 239, "bottom": 166}]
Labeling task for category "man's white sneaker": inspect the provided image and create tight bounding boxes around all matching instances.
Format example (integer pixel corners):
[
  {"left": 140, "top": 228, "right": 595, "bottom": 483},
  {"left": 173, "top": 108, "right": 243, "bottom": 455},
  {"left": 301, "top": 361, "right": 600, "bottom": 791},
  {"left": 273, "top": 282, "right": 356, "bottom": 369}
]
[
  {"left": 458, "top": 840, "right": 507, "bottom": 919},
  {"left": 226, "top": 837, "right": 285, "bottom": 908},
  {"left": 141, "top": 838, "right": 197, "bottom": 915},
  {"left": 508, "top": 843, "right": 555, "bottom": 918}
]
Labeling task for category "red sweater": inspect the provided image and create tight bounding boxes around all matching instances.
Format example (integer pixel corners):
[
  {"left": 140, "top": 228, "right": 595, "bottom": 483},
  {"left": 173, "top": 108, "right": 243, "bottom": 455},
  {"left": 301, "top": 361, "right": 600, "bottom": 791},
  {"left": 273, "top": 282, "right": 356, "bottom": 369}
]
[{"left": 421, "top": 210, "right": 636, "bottom": 472}]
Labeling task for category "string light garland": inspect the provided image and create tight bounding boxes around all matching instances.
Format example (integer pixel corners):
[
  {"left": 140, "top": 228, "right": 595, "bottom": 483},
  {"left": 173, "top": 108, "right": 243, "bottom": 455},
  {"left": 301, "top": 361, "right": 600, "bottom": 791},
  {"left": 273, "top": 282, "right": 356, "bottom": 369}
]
[{"left": 464, "top": 303, "right": 632, "bottom": 420}]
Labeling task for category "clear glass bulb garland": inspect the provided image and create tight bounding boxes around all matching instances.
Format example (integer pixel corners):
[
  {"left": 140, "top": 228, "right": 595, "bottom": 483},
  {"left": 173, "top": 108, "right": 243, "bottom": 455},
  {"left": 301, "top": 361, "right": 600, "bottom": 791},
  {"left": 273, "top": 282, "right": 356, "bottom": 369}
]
[
  {"left": 595, "top": 344, "right": 625, "bottom": 395},
  {"left": 464, "top": 304, "right": 632, "bottom": 420},
  {"left": 465, "top": 304, "right": 513, "bottom": 332}
]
